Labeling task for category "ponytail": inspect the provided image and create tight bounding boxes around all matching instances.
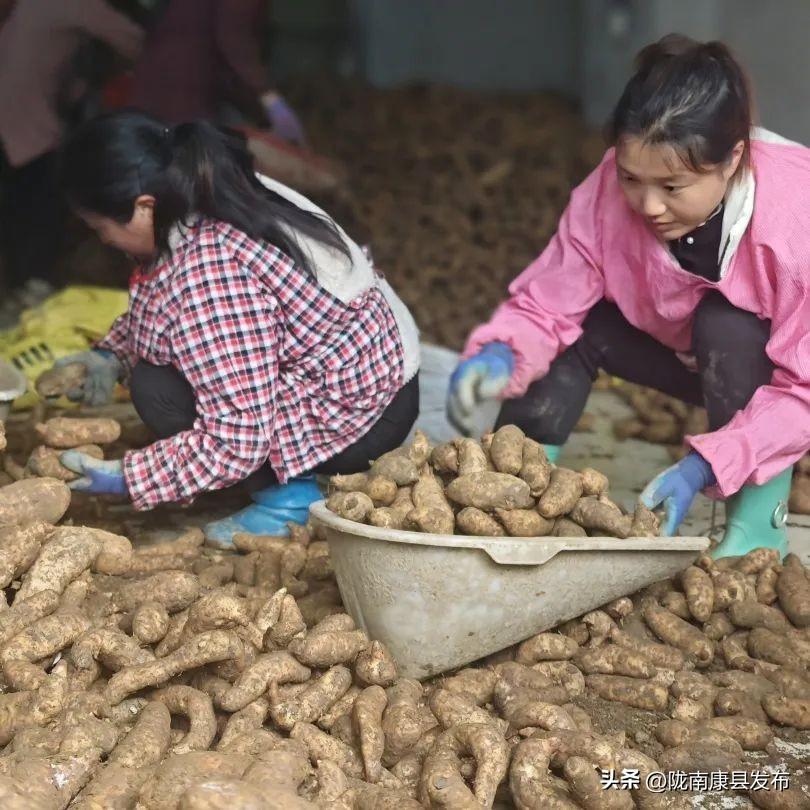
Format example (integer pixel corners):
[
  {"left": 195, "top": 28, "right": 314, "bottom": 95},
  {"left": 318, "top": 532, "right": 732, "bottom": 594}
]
[
  {"left": 60, "top": 112, "right": 348, "bottom": 274},
  {"left": 607, "top": 34, "right": 754, "bottom": 173}
]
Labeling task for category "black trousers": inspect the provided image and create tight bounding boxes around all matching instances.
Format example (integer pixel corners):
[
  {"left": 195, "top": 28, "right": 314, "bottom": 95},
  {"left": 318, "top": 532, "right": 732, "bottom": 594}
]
[
  {"left": 129, "top": 361, "right": 420, "bottom": 493},
  {"left": 497, "top": 292, "right": 774, "bottom": 444},
  {"left": 0, "top": 148, "right": 65, "bottom": 287}
]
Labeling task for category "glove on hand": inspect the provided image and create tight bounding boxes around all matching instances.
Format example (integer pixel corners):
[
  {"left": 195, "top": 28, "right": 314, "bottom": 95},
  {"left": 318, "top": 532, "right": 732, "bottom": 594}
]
[
  {"left": 447, "top": 342, "right": 514, "bottom": 436},
  {"left": 265, "top": 95, "right": 307, "bottom": 145},
  {"left": 61, "top": 451, "right": 127, "bottom": 495},
  {"left": 53, "top": 350, "right": 121, "bottom": 406},
  {"left": 640, "top": 451, "right": 716, "bottom": 535}
]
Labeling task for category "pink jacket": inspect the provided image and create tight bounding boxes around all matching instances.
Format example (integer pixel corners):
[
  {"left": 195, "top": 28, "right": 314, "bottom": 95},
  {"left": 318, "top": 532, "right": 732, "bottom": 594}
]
[{"left": 465, "top": 130, "right": 810, "bottom": 497}]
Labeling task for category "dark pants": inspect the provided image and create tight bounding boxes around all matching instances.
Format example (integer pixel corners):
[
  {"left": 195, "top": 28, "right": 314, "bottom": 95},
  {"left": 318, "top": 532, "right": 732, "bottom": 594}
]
[
  {"left": 130, "top": 360, "right": 420, "bottom": 493},
  {"left": 0, "top": 148, "right": 65, "bottom": 287},
  {"left": 497, "top": 292, "right": 774, "bottom": 443}
]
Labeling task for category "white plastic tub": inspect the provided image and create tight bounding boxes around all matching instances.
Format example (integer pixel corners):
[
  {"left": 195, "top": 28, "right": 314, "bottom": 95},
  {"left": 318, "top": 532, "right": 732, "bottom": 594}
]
[
  {"left": 0, "top": 359, "right": 26, "bottom": 421},
  {"left": 310, "top": 501, "right": 709, "bottom": 679}
]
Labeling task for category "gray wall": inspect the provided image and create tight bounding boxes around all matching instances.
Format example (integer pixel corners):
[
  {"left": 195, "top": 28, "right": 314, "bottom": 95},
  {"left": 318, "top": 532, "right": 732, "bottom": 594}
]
[
  {"left": 351, "top": 0, "right": 580, "bottom": 96},
  {"left": 579, "top": 0, "right": 721, "bottom": 129},
  {"left": 721, "top": 0, "right": 810, "bottom": 144},
  {"left": 349, "top": 0, "right": 810, "bottom": 144},
  {"left": 580, "top": 0, "right": 810, "bottom": 144}
]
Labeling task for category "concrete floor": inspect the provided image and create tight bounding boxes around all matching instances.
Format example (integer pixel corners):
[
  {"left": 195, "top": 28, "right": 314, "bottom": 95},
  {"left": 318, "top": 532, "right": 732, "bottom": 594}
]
[{"left": 417, "top": 344, "right": 810, "bottom": 563}]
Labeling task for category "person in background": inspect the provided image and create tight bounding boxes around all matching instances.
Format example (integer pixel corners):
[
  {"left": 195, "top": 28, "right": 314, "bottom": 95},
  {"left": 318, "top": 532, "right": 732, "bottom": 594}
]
[
  {"left": 0, "top": 0, "right": 143, "bottom": 288},
  {"left": 52, "top": 112, "right": 420, "bottom": 548},
  {"left": 129, "top": 0, "right": 306, "bottom": 144},
  {"left": 448, "top": 34, "right": 810, "bottom": 559},
  {"left": 0, "top": 0, "right": 14, "bottom": 27}
]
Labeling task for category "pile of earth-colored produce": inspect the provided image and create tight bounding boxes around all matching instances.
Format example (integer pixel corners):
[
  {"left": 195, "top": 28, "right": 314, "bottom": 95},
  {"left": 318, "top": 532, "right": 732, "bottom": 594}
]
[
  {"left": 611, "top": 383, "right": 709, "bottom": 452},
  {"left": 326, "top": 426, "right": 659, "bottom": 540},
  {"left": 290, "top": 80, "right": 601, "bottom": 352},
  {"left": 0, "top": 415, "right": 806, "bottom": 807}
]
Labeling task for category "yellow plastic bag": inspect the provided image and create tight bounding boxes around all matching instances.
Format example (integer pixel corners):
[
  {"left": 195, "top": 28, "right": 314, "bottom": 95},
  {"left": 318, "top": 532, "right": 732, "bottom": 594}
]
[{"left": 0, "top": 286, "right": 129, "bottom": 409}]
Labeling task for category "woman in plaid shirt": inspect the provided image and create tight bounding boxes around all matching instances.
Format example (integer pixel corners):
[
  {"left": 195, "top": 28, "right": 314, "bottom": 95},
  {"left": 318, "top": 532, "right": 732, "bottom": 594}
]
[{"left": 53, "top": 111, "right": 420, "bottom": 547}]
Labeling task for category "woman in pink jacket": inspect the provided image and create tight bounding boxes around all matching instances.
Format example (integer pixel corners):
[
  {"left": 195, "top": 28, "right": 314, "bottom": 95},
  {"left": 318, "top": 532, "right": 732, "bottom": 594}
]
[{"left": 448, "top": 34, "right": 810, "bottom": 559}]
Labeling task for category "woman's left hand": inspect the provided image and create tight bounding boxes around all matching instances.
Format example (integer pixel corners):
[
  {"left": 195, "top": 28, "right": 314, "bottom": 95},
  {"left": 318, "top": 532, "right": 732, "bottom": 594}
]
[
  {"left": 640, "top": 451, "right": 716, "bottom": 535},
  {"left": 60, "top": 451, "right": 128, "bottom": 495}
]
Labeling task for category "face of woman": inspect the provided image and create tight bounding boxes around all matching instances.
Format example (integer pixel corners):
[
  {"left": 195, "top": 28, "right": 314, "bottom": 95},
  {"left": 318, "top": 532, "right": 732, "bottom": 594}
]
[
  {"left": 616, "top": 136, "right": 744, "bottom": 241},
  {"left": 79, "top": 195, "right": 156, "bottom": 259}
]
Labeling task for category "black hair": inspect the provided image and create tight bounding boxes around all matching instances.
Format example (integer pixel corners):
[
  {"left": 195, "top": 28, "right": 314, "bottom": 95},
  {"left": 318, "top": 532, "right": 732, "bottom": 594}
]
[
  {"left": 60, "top": 111, "right": 348, "bottom": 273},
  {"left": 607, "top": 34, "right": 754, "bottom": 173}
]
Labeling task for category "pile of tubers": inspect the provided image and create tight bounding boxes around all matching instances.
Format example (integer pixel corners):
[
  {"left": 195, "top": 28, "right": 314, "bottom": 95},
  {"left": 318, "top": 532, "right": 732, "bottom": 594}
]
[
  {"left": 0, "top": 416, "right": 122, "bottom": 486},
  {"left": 611, "top": 383, "right": 709, "bottom": 450},
  {"left": 290, "top": 81, "right": 599, "bottom": 352},
  {"left": 0, "top": 416, "right": 805, "bottom": 806},
  {"left": 326, "top": 426, "right": 660, "bottom": 539}
]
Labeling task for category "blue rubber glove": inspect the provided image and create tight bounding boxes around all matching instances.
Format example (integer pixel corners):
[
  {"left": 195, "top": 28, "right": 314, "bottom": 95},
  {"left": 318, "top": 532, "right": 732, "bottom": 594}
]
[
  {"left": 53, "top": 350, "right": 121, "bottom": 407},
  {"left": 640, "top": 452, "right": 716, "bottom": 535},
  {"left": 60, "top": 451, "right": 127, "bottom": 495},
  {"left": 447, "top": 342, "right": 515, "bottom": 436},
  {"left": 265, "top": 95, "right": 307, "bottom": 145}
]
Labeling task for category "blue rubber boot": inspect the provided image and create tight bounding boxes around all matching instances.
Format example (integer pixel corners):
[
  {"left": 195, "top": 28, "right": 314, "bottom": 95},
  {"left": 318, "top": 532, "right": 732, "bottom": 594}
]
[
  {"left": 544, "top": 444, "right": 562, "bottom": 464},
  {"left": 204, "top": 476, "right": 322, "bottom": 549},
  {"left": 711, "top": 467, "right": 791, "bottom": 560}
]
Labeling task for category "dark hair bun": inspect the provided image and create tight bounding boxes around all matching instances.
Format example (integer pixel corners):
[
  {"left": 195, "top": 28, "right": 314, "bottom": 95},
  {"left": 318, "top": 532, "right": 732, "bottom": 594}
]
[{"left": 607, "top": 34, "right": 753, "bottom": 172}]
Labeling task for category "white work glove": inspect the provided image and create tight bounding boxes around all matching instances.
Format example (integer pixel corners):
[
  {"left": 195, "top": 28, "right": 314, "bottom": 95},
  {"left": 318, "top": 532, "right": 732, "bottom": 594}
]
[{"left": 446, "top": 342, "right": 514, "bottom": 436}]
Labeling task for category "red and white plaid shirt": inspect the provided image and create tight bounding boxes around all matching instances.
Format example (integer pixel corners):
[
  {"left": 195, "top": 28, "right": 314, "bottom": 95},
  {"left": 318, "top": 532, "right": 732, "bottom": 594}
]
[{"left": 98, "top": 218, "right": 405, "bottom": 510}]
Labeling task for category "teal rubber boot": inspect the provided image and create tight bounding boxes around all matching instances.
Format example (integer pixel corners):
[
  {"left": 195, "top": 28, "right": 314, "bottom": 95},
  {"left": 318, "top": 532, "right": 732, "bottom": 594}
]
[
  {"left": 544, "top": 444, "right": 562, "bottom": 464},
  {"left": 204, "top": 476, "right": 322, "bottom": 550},
  {"left": 711, "top": 467, "right": 791, "bottom": 560}
]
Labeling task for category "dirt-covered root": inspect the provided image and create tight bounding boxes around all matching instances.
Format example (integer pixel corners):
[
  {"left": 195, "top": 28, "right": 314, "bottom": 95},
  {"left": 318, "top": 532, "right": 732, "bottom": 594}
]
[
  {"left": 137, "top": 751, "right": 254, "bottom": 810},
  {"left": 113, "top": 571, "right": 201, "bottom": 614},
  {"left": 510, "top": 737, "right": 579, "bottom": 810},
  {"left": 153, "top": 685, "right": 218, "bottom": 754},
  {"left": 133, "top": 601, "right": 171, "bottom": 644},
  {"left": 419, "top": 722, "right": 510, "bottom": 808},
  {"left": 1, "top": 611, "right": 90, "bottom": 690},
  {"left": 219, "top": 652, "right": 311, "bottom": 713},
  {"left": 0, "top": 478, "right": 71, "bottom": 526},
  {"left": 35, "top": 416, "right": 121, "bottom": 447},
  {"left": 72, "top": 701, "right": 171, "bottom": 809},
  {"left": 70, "top": 627, "right": 154, "bottom": 672},
  {"left": 0, "top": 522, "right": 52, "bottom": 589},
  {"left": 105, "top": 630, "right": 244, "bottom": 705}
]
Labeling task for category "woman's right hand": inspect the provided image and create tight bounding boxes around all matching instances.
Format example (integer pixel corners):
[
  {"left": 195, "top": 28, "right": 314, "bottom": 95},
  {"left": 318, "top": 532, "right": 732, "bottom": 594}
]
[
  {"left": 53, "top": 350, "right": 122, "bottom": 407},
  {"left": 447, "top": 342, "right": 514, "bottom": 436}
]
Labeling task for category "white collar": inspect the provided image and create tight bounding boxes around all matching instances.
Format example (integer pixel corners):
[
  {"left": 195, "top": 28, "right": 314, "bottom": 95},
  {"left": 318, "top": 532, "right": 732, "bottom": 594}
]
[
  {"left": 719, "top": 168, "right": 754, "bottom": 278},
  {"left": 167, "top": 215, "right": 201, "bottom": 254}
]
